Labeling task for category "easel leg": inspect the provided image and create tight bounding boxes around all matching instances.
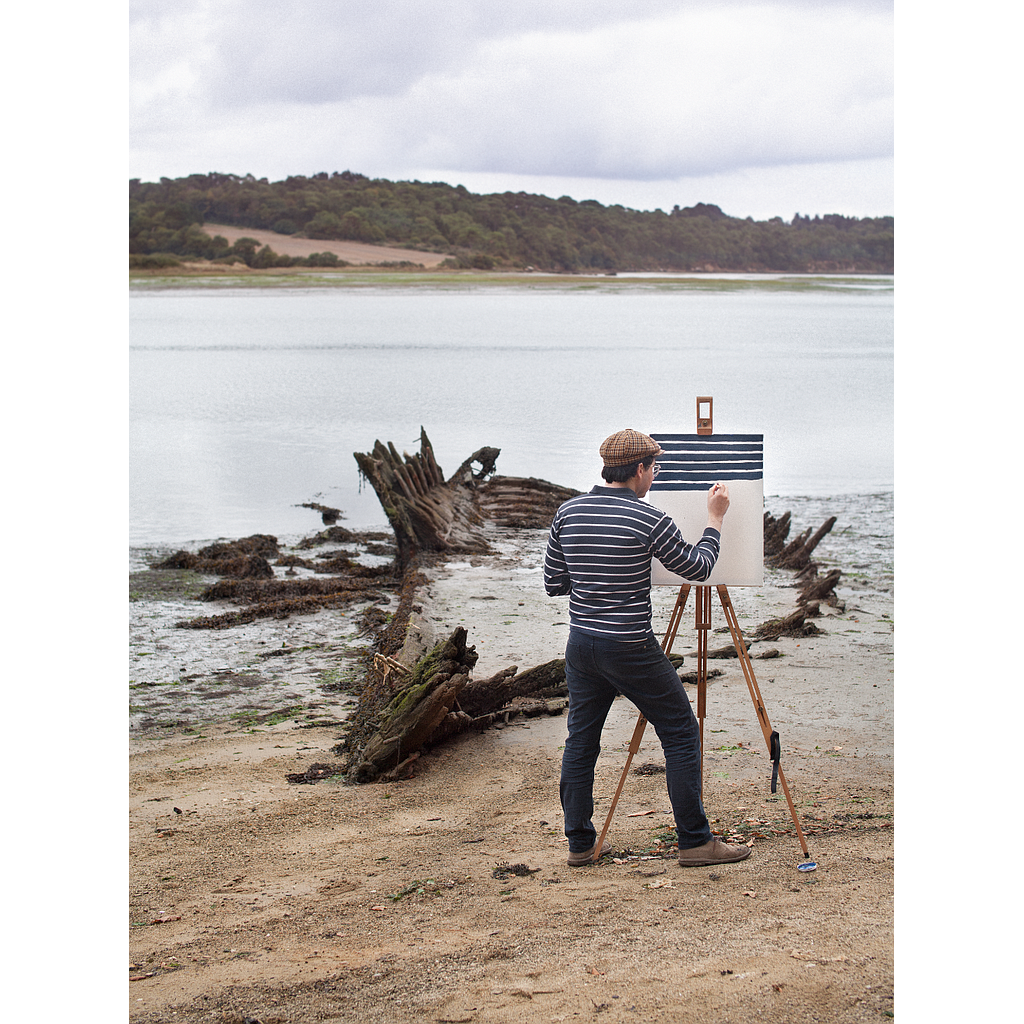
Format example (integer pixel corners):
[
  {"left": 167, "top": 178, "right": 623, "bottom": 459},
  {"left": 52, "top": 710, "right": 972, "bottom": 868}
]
[
  {"left": 695, "top": 585, "right": 712, "bottom": 801},
  {"left": 716, "top": 585, "right": 811, "bottom": 858},
  {"left": 589, "top": 582, "right": 811, "bottom": 863},
  {"left": 589, "top": 585, "right": 690, "bottom": 862}
]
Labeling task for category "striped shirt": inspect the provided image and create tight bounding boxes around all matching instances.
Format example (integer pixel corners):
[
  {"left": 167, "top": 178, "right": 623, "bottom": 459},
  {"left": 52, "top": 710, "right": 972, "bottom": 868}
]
[{"left": 544, "top": 486, "right": 721, "bottom": 641}]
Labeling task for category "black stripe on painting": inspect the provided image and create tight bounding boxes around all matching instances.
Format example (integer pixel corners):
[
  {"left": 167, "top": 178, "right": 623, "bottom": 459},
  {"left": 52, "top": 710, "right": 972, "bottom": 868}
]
[
  {"left": 658, "top": 461, "right": 763, "bottom": 472},
  {"left": 651, "top": 471, "right": 763, "bottom": 489},
  {"left": 652, "top": 433, "right": 763, "bottom": 444}
]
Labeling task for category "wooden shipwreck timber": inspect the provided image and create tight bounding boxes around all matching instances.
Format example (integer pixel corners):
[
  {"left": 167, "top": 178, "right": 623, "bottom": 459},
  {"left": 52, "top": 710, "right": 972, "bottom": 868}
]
[
  {"left": 353, "top": 427, "right": 578, "bottom": 568},
  {"left": 341, "top": 429, "right": 580, "bottom": 781}
]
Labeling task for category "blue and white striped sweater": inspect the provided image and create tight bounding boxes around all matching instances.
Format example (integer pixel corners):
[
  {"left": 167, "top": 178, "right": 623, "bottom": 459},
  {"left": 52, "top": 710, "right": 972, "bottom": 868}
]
[{"left": 544, "top": 486, "right": 720, "bottom": 641}]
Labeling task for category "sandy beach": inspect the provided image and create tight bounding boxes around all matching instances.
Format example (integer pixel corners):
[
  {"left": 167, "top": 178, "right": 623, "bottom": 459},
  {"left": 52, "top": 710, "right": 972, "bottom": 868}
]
[{"left": 129, "top": 516, "right": 893, "bottom": 1022}]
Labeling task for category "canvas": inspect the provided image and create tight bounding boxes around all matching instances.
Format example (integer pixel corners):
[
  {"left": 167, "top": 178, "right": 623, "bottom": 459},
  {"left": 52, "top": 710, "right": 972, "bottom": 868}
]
[{"left": 648, "top": 433, "right": 764, "bottom": 587}]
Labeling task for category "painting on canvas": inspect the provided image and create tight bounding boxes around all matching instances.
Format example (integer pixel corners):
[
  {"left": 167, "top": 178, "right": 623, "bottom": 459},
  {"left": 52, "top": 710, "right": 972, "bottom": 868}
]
[{"left": 648, "top": 433, "right": 764, "bottom": 587}]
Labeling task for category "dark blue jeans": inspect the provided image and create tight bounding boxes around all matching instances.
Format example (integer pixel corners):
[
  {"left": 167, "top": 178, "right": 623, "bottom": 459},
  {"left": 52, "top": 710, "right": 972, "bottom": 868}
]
[{"left": 560, "top": 628, "right": 713, "bottom": 853}]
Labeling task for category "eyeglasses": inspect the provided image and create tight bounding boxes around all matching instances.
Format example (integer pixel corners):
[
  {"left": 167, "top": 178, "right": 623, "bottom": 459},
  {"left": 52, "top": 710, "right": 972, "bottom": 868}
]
[{"left": 651, "top": 463, "right": 661, "bottom": 477}]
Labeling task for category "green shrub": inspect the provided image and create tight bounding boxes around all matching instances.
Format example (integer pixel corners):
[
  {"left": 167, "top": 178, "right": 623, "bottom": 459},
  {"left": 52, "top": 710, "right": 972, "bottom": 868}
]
[
  {"left": 250, "top": 244, "right": 282, "bottom": 268},
  {"left": 306, "top": 251, "right": 344, "bottom": 267},
  {"left": 129, "top": 253, "right": 181, "bottom": 269},
  {"left": 230, "top": 237, "right": 260, "bottom": 265}
]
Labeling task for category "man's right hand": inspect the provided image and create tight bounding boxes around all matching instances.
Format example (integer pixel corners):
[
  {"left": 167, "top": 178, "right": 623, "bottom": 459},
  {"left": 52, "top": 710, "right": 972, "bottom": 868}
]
[{"left": 707, "top": 482, "right": 730, "bottom": 530}]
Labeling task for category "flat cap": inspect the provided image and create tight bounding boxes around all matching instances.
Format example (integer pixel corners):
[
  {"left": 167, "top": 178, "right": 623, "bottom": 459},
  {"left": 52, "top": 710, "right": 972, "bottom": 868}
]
[{"left": 599, "top": 428, "right": 664, "bottom": 467}]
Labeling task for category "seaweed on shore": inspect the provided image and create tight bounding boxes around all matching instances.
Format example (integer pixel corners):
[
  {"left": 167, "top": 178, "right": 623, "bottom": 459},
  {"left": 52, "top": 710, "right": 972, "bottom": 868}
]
[
  {"left": 153, "top": 534, "right": 279, "bottom": 579},
  {"left": 177, "top": 589, "right": 390, "bottom": 629},
  {"left": 161, "top": 529, "right": 402, "bottom": 630},
  {"left": 177, "top": 571, "right": 400, "bottom": 630},
  {"left": 275, "top": 553, "right": 393, "bottom": 575},
  {"left": 294, "top": 526, "right": 393, "bottom": 549}
]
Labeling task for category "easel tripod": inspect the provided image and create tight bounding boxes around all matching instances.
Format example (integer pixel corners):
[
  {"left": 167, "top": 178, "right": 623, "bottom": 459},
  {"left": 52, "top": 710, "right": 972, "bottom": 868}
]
[{"left": 590, "top": 576, "right": 811, "bottom": 863}]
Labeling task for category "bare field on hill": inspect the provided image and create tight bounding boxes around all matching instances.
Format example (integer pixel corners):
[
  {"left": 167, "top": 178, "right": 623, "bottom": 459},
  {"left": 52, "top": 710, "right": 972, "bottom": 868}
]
[{"left": 202, "top": 223, "right": 449, "bottom": 267}]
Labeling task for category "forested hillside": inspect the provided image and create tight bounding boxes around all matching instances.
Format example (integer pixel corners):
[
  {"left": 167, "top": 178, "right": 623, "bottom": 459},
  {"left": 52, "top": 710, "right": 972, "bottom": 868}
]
[{"left": 129, "top": 171, "right": 893, "bottom": 274}]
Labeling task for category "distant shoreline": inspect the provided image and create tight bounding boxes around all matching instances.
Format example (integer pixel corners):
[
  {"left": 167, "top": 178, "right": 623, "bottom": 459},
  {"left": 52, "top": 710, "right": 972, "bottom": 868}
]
[{"left": 129, "top": 266, "right": 894, "bottom": 292}]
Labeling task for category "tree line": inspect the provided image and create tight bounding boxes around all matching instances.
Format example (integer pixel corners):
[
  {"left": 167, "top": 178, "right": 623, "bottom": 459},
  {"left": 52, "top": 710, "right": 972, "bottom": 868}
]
[{"left": 129, "top": 171, "right": 893, "bottom": 273}]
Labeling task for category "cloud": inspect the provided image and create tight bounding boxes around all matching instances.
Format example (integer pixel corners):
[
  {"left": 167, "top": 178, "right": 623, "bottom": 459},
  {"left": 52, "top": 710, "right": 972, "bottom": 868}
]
[
  {"left": 382, "top": 9, "right": 892, "bottom": 178},
  {"left": 131, "top": 0, "right": 702, "bottom": 106},
  {"left": 129, "top": 1, "right": 892, "bottom": 214}
]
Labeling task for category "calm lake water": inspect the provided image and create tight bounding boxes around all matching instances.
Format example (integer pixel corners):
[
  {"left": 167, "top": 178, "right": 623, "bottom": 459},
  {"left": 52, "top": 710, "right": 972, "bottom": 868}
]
[{"left": 129, "top": 277, "right": 893, "bottom": 548}]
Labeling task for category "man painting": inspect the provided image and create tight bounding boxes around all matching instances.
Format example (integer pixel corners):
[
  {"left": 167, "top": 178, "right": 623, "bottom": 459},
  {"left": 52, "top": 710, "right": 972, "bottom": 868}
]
[{"left": 544, "top": 428, "right": 751, "bottom": 868}]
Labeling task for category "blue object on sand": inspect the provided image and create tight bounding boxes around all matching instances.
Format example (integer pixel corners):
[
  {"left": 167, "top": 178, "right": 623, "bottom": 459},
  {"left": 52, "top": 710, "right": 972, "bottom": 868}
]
[{"left": 798, "top": 861, "right": 818, "bottom": 872}]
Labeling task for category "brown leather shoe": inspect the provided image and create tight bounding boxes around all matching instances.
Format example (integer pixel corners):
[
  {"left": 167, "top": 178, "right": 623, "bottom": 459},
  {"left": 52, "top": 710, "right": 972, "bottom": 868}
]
[
  {"left": 677, "top": 839, "right": 751, "bottom": 867},
  {"left": 567, "top": 839, "right": 612, "bottom": 866}
]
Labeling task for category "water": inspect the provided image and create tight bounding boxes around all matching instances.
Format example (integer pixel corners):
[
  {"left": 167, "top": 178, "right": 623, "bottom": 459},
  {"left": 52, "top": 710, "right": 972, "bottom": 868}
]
[{"left": 129, "top": 279, "right": 893, "bottom": 548}]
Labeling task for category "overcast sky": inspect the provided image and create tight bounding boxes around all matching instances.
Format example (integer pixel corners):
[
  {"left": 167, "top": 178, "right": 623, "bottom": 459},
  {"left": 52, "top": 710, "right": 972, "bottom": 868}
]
[{"left": 129, "top": 0, "right": 893, "bottom": 220}]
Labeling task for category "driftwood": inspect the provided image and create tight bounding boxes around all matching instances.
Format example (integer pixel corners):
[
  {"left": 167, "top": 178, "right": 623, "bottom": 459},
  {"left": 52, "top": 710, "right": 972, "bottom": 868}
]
[
  {"left": 353, "top": 429, "right": 493, "bottom": 569},
  {"left": 354, "top": 428, "right": 580, "bottom": 569},
  {"left": 340, "top": 626, "right": 569, "bottom": 782},
  {"left": 798, "top": 568, "right": 844, "bottom": 610},
  {"left": 753, "top": 608, "right": 821, "bottom": 640},
  {"left": 457, "top": 659, "right": 567, "bottom": 717},
  {"left": 763, "top": 511, "right": 792, "bottom": 557},
  {"left": 768, "top": 515, "right": 837, "bottom": 570},
  {"left": 297, "top": 502, "right": 343, "bottom": 525},
  {"left": 343, "top": 627, "right": 477, "bottom": 782}
]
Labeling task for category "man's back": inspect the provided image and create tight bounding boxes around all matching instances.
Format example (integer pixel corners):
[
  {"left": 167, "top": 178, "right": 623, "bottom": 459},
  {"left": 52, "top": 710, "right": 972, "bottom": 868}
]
[{"left": 545, "top": 485, "right": 720, "bottom": 640}]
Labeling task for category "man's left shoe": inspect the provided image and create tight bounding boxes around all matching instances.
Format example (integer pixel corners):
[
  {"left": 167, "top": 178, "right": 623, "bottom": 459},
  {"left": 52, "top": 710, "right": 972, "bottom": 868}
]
[
  {"left": 567, "top": 840, "right": 612, "bottom": 866},
  {"left": 677, "top": 839, "right": 751, "bottom": 867}
]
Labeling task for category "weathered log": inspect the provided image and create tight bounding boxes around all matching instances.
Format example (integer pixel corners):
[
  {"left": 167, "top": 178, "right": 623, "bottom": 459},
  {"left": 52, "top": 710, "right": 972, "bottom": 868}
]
[
  {"left": 341, "top": 629, "right": 569, "bottom": 782},
  {"left": 798, "top": 568, "right": 843, "bottom": 608},
  {"left": 775, "top": 516, "right": 837, "bottom": 570},
  {"left": 455, "top": 665, "right": 519, "bottom": 718},
  {"left": 354, "top": 429, "right": 495, "bottom": 570},
  {"left": 345, "top": 627, "right": 479, "bottom": 781},
  {"left": 354, "top": 430, "right": 582, "bottom": 568},
  {"left": 763, "top": 510, "right": 792, "bottom": 557},
  {"left": 753, "top": 608, "right": 821, "bottom": 639},
  {"left": 507, "top": 658, "right": 569, "bottom": 696},
  {"left": 457, "top": 658, "right": 567, "bottom": 717},
  {"left": 455, "top": 696, "right": 569, "bottom": 734}
]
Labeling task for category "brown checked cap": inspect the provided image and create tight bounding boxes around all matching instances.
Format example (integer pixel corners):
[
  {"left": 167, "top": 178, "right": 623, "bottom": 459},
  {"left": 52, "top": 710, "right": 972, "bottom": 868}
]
[{"left": 599, "top": 428, "right": 664, "bottom": 467}]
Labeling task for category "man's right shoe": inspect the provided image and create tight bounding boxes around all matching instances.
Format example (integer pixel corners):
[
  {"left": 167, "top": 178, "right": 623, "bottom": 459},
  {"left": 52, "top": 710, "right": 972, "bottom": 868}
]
[
  {"left": 677, "top": 839, "right": 751, "bottom": 867},
  {"left": 567, "top": 840, "right": 612, "bottom": 866}
]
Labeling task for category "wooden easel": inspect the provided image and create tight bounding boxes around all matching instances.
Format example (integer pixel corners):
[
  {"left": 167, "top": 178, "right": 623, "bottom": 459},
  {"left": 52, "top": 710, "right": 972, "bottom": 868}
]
[{"left": 590, "top": 398, "right": 810, "bottom": 862}]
